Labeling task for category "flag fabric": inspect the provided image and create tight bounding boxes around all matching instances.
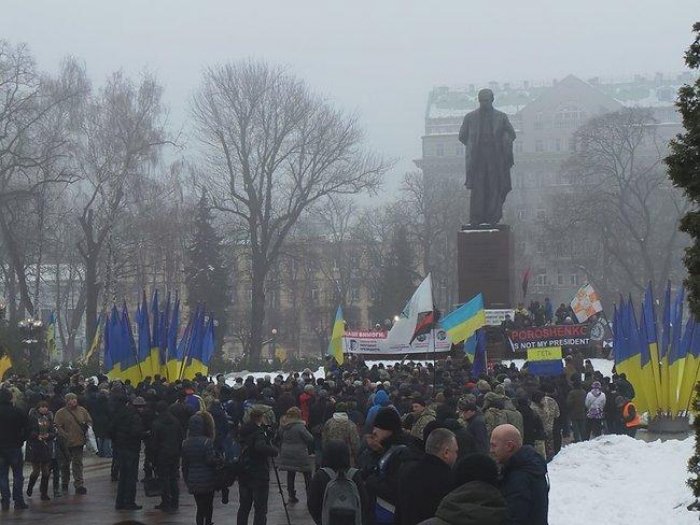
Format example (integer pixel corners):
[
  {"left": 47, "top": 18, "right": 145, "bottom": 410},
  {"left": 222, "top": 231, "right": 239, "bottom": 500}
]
[
  {"left": 46, "top": 311, "right": 58, "bottom": 363},
  {"left": 82, "top": 313, "right": 103, "bottom": 365},
  {"left": 136, "top": 293, "right": 155, "bottom": 380},
  {"left": 570, "top": 284, "right": 603, "bottom": 323},
  {"left": 120, "top": 303, "right": 142, "bottom": 384},
  {"left": 180, "top": 306, "right": 207, "bottom": 380},
  {"left": 327, "top": 306, "right": 345, "bottom": 365},
  {"left": 469, "top": 328, "right": 488, "bottom": 377},
  {"left": 440, "top": 293, "right": 486, "bottom": 344},
  {"left": 104, "top": 305, "right": 123, "bottom": 380},
  {"left": 0, "top": 353, "right": 13, "bottom": 379},
  {"left": 668, "top": 287, "right": 688, "bottom": 415},
  {"left": 642, "top": 283, "right": 663, "bottom": 413},
  {"left": 387, "top": 274, "right": 434, "bottom": 345},
  {"left": 678, "top": 320, "right": 700, "bottom": 414},
  {"left": 526, "top": 346, "right": 564, "bottom": 377},
  {"left": 165, "top": 296, "right": 181, "bottom": 381},
  {"left": 521, "top": 268, "right": 531, "bottom": 298}
]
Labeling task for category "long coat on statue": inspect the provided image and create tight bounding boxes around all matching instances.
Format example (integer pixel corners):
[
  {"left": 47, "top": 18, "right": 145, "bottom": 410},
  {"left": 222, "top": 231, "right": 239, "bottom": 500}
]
[{"left": 459, "top": 107, "right": 516, "bottom": 224}]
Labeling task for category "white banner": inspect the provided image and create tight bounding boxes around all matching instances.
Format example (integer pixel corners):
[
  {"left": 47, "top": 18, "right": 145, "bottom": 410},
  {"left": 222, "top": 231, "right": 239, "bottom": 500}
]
[
  {"left": 344, "top": 328, "right": 451, "bottom": 355},
  {"left": 485, "top": 309, "right": 514, "bottom": 326}
]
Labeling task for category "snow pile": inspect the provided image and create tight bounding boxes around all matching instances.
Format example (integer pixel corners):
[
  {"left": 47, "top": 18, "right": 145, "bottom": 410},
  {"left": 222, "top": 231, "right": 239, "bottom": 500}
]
[{"left": 549, "top": 435, "right": 696, "bottom": 525}]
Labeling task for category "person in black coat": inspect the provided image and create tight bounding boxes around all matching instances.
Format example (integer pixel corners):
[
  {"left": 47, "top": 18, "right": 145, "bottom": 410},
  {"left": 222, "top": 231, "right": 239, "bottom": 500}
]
[
  {"left": 363, "top": 407, "right": 423, "bottom": 525},
  {"left": 182, "top": 412, "right": 221, "bottom": 525},
  {"left": 111, "top": 396, "right": 146, "bottom": 510},
  {"left": 151, "top": 401, "right": 184, "bottom": 512},
  {"left": 491, "top": 424, "right": 548, "bottom": 525},
  {"left": 307, "top": 439, "right": 370, "bottom": 525},
  {"left": 459, "top": 399, "right": 489, "bottom": 455},
  {"left": 0, "top": 388, "right": 29, "bottom": 510},
  {"left": 237, "top": 408, "right": 279, "bottom": 525},
  {"left": 397, "top": 428, "right": 458, "bottom": 525},
  {"left": 25, "top": 401, "right": 56, "bottom": 501}
]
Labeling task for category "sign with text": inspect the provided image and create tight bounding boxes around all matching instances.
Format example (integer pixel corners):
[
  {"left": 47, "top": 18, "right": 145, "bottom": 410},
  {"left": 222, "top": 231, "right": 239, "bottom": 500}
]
[
  {"left": 509, "top": 324, "right": 591, "bottom": 351},
  {"left": 526, "top": 346, "right": 564, "bottom": 376},
  {"left": 344, "top": 329, "right": 452, "bottom": 355},
  {"left": 527, "top": 346, "right": 563, "bottom": 362},
  {"left": 485, "top": 309, "right": 515, "bottom": 326}
]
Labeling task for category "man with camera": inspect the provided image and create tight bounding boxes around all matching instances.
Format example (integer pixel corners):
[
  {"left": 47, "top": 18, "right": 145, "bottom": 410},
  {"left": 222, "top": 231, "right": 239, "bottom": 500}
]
[
  {"left": 54, "top": 392, "right": 92, "bottom": 495},
  {"left": 237, "top": 408, "right": 279, "bottom": 525}
]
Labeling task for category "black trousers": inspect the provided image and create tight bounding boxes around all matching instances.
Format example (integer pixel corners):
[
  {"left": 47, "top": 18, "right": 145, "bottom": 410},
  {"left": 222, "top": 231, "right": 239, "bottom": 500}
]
[
  {"left": 237, "top": 480, "right": 269, "bottom": 525},
  {"left": 194, "top": 492, "right": 214, "bottom": 525},
  {"left": 115, "top": 448, "right": 139, "bottom": 507},
  {"left": 286, "top": 470, "right": 311, "bottom": 496},
  {"left": 156, "top": 459, "right": 179, "bottom": 508}
]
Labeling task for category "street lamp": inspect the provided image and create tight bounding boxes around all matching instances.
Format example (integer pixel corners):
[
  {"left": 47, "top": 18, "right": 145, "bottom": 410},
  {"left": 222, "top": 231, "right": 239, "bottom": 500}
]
[
  {"left": 271, "top": 328, "right": 278, "bottom": 361},
  {"left": 18, "top": 318, "right": 44, "bottom": 374}
]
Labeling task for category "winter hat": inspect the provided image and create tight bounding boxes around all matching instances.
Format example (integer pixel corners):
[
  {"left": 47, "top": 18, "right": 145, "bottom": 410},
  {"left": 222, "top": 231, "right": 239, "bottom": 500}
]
[
  {"left": 373, "top": 407, "right": 402, "bottom": 433},
  {"left": 476, "top": 380, "right": 491, "bottom": 393}
]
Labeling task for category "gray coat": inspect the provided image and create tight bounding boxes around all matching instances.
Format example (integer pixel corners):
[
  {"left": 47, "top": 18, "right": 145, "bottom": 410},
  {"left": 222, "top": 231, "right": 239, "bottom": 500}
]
[{"left": 277, "top": 419, "right": 314, "bottom": 472}]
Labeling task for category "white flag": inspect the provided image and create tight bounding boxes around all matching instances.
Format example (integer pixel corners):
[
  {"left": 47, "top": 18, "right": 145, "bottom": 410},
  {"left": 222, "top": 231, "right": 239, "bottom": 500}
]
[
  {"left": 386, "top": 274, "right": 433, "bottom": 345},
  {"left": 570, "top": 283, "right": 603, "bottom": 323}
]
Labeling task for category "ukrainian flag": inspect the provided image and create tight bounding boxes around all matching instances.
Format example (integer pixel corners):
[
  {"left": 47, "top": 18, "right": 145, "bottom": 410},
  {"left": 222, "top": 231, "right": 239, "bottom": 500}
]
[
  {"left": 613, "top": 299, "right": 644, "bottom": 410},
  {"left": 642, "top": 283, "right": 663, "bottom": 414},
  {"left": 136, "top": 295, "right": 155, "bottom": 379},
  {"left": 0, "top": 353, "right": 13, "bottom": 379},
  {"left": 164, "top": 297, "right": 182, "bottom": 381},
  {"left": 120, "top": 303, "right": 143, "bottom": 384},
  {"left": 678, "top": 320, "right": 700, "bottom": 415},
  {"left": 327, "top": 306, "right": 345, "bottom": 365},
  {"left": 439, "top": 293, "right": 486, "bottom": 344},
  {"left": 183, "top": 316, "right": 214, "bottom": 379},
  {"left": 104, "top": 306, "right": 123, "bottom": 381},
  {"left": 180, "top": 306, "right": 206, "bottom": 380},
  {"left": 659, "top": 282, "right": 672, "bottom": 412},
  {"left": 667, "top": 287, "right": 685, "bottom": 415}
]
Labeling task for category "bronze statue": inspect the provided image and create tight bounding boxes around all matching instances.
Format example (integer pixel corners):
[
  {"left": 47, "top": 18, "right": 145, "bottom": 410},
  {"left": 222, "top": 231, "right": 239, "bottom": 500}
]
[{"left": 458, "top": 89, "right": 516, "bottom": 227}]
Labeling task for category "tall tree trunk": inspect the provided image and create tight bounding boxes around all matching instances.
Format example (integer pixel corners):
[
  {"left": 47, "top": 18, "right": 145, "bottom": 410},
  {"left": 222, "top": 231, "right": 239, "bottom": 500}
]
[
  {"left": 249, "top": 259, "right": 267, "bottom": 366},
  {"left": 84, "top": 252, "right": 99, "bottom": 347}
]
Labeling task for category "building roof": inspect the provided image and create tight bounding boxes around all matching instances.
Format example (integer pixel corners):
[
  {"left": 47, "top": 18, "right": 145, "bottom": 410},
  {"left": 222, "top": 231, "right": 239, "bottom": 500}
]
[{"left": 426, "top": 72, "right": 695, "bottom": 121}]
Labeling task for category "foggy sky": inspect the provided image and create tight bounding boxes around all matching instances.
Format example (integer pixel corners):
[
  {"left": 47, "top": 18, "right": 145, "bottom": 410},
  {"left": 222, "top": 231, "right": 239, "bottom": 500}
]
[{"left": 1, "top": 0, "right": 696, "bottom": 188}]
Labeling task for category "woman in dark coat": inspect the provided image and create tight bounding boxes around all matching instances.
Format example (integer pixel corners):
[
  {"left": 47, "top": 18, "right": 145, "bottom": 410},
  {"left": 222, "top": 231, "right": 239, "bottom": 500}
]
[
  {"left": 307, "top": 439, "right": 370, "bottom": 525},
  {"left": 26, "top": 400, "right": 56, "bottom": 500},
  {"left": 277, "top": 406, "right": 314, "bottom": 503},
  {"left": 181, "top": 412, "right": 221, "bottom": 525}
]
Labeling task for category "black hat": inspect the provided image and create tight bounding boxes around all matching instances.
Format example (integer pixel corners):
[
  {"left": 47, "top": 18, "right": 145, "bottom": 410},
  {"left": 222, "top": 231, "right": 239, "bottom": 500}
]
[{"left": 373, "top": 407, "right": 402, "bottom": 433}]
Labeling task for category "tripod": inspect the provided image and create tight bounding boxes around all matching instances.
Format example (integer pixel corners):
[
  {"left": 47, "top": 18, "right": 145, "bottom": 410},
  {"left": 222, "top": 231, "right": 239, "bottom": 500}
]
[{"left": 271, "top": 457, "right": 292, "bottom": 525}]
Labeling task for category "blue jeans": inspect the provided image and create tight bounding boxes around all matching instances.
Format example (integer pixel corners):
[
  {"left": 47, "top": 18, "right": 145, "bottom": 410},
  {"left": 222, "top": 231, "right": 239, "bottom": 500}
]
[
  {"left": 0, "top": 447, "right": 24, "bottom": 503},
  {"left": 97, "top": 437, "right": 113, "bottom": 458}
]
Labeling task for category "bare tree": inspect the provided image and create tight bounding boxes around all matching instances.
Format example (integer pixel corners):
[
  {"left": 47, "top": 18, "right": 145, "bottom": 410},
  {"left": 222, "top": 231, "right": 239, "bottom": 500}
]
[
  {"left": 0, "top": 43, "right": 87, "bottom": 318},
  {"left": 75, "top": 71, "right": 169, "bottom": 344},
  {"left": 546, "top": 108, "right": 689, "bottom": 298},
  {"left": 192, "top": 60, "right": 388, "bottom": 364}
]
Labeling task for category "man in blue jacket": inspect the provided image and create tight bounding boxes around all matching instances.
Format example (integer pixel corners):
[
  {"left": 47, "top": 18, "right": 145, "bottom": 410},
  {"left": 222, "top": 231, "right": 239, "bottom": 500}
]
[{"left": 490, "top": 424, "right": 549, "bottom": 525}]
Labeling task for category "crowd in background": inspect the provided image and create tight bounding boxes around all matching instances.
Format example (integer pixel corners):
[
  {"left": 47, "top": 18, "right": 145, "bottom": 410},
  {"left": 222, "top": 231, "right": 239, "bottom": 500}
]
[{"left": 0, "top": 352, "right": 641, "bottom": 524}]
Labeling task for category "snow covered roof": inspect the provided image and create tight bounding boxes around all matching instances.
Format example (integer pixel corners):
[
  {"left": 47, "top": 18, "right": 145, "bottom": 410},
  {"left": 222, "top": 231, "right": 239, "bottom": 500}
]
[{"left": 426, "top": 73, "right": 695, "bottom": 121}]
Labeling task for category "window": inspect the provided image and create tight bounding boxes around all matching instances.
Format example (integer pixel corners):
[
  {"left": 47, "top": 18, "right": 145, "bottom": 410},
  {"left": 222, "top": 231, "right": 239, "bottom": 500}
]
[
  {"left": 557, "top": 273, "right": 564, "bottom": 286},
  {"left": 311, "top": 287, "right": 320, "bottom": 304},
  {"left": 436, "top": 143, "right": 444, "bottom": 157},
  {"left": 568, "top": 137, "right": 577, "bottom": 152},
  {"left": 515, "top": 141, "right": 523, "bottom": 153},
  {"left": 517, "top": 209, "right": 528, "bottom": 220},
  {"left": 535, "top": 268, "right": 547, "bottom": 286},
  {"left": 534, "top": 112, "right": 545, "bottom": 130},
  {"left": 536, "top": 209, "right": 546, "bottom": 221},
  {"left": 570, "top": 274, "right": 580, "bottom": 286},
  {"left": 535, "top": 139, "right": 544, "bottom": 152},
  {"left": 555, "top": 139, "right": 562, "bottom": 152},
  {"left": 537, "top": 240, "right": 546, "bottom": 254},
  {"left": 554, "top": 106, "right": 584, "bottom": 128}
]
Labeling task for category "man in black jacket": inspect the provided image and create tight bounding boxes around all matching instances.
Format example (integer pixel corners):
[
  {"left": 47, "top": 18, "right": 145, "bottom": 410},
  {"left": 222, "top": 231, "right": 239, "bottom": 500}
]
[
  {"left": 459, "top": 399, "right": 489, "bottom": 455},
  {"left": 111, "top": 396, "right": 146, "bottom": 510},
  {"left": 151, "top": 401, "right": 184, "bottom": 512},
  {"left": 0, "top": 388, "right": 29, "bottom": 510},
  {"left": 490, "top": 424, "right": 549, "bottom": 525},
  {"left": 397, "top": 428, "right": 457, "bottom": 525},
  {"left": 237, "top": 408, "right": 278, "bottom": 525}
]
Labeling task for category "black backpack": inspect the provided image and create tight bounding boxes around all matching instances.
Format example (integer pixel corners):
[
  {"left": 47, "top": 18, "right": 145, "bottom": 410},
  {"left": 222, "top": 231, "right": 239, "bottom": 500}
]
[{"left": 320, "top": 467, "right": 362, "bottom": 525}]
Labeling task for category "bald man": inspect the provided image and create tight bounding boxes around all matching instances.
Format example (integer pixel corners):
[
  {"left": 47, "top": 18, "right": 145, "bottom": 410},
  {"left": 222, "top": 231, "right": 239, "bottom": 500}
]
[{"left": 490, "top": 424, "right": 549, "bottom": 525}]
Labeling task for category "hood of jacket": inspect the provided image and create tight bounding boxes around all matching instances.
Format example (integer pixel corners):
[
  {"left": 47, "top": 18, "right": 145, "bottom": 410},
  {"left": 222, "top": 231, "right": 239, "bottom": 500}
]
[
  {"left": 373, "top": 389, "right": 390, "bottom": 407},
  {"left": 187, "top": 413, "right": 205, "bottom": 437},
  {"left": 435, "top": 481, "right": 507, "bottom": 525},
  {"left": 505, "top": 444, "right": 548, "bottom": 478}
]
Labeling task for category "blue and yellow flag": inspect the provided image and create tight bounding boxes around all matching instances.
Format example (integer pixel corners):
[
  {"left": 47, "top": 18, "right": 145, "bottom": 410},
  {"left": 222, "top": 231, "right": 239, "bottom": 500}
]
[
  {"left": 327, "top": 306, "right": 345, "bottom": 365},
  {"left": 526, "top": 346, "right": 564, "bottom": 377},
  {"left": 667, "top": 286, "right": 685, "bottom": 415},
  {"left": 0, "top": 353, "right": 13, "bottom": 379},
  {"left": 440, "top": 293, "right": 486, "bottom": 344},
  {"left": 164, "top": 296, "right": 181, "bottom": 381},
  {"left": 678, "top": 319, "right": 700, "bottom": 414},
  {"left": 642, "top": 283, "right": 662, "bottom": 414}
]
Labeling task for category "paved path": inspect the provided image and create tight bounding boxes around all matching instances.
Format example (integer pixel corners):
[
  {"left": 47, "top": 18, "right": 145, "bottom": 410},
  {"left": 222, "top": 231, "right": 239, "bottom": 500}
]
[{"left": 3, "top": 455, "right": 315, "bottom": 525}]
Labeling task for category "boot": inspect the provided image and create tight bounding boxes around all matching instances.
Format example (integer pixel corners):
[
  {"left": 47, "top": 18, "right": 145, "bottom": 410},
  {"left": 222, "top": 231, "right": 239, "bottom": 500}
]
[
  {"left": 40, "top": 476, "right": 50, "bottom": 501},
  {"left": 26, "top": 473, "right": 38, "bottom": 497},
  {"left": 288, "top": 490, "right": 298, "bottom": 504}
]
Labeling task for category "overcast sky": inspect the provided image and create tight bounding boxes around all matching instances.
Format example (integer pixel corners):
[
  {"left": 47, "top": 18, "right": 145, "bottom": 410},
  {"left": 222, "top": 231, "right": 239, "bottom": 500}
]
[{"left": 1, "top": 1, "right": 697, "bottom": 189}]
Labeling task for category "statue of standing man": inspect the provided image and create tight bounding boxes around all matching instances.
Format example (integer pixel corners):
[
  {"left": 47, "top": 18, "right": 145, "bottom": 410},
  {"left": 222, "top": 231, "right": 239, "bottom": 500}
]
[{"left": 458, "top": 88, "right": 516, "bottom": 227}]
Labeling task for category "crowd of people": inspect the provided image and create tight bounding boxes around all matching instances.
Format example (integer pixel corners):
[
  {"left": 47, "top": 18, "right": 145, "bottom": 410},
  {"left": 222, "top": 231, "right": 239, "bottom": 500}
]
[
  {"left": 0, "top": 352, "right": 642, "bottom": 524},
  {"left": 506, "top": 298, "right": 583, "bottom": 329}
]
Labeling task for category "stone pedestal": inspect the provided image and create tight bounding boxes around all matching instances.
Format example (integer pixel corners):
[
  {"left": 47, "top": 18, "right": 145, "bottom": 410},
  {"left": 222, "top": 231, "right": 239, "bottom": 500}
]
[{"left": 457, "top": 226, "right": 514, "bottom": 308}]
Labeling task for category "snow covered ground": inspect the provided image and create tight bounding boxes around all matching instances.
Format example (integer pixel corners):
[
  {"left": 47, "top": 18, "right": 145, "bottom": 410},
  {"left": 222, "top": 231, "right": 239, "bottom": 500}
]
[{"left": 549, "top": 435, "right": 697, "bottom": 525}]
